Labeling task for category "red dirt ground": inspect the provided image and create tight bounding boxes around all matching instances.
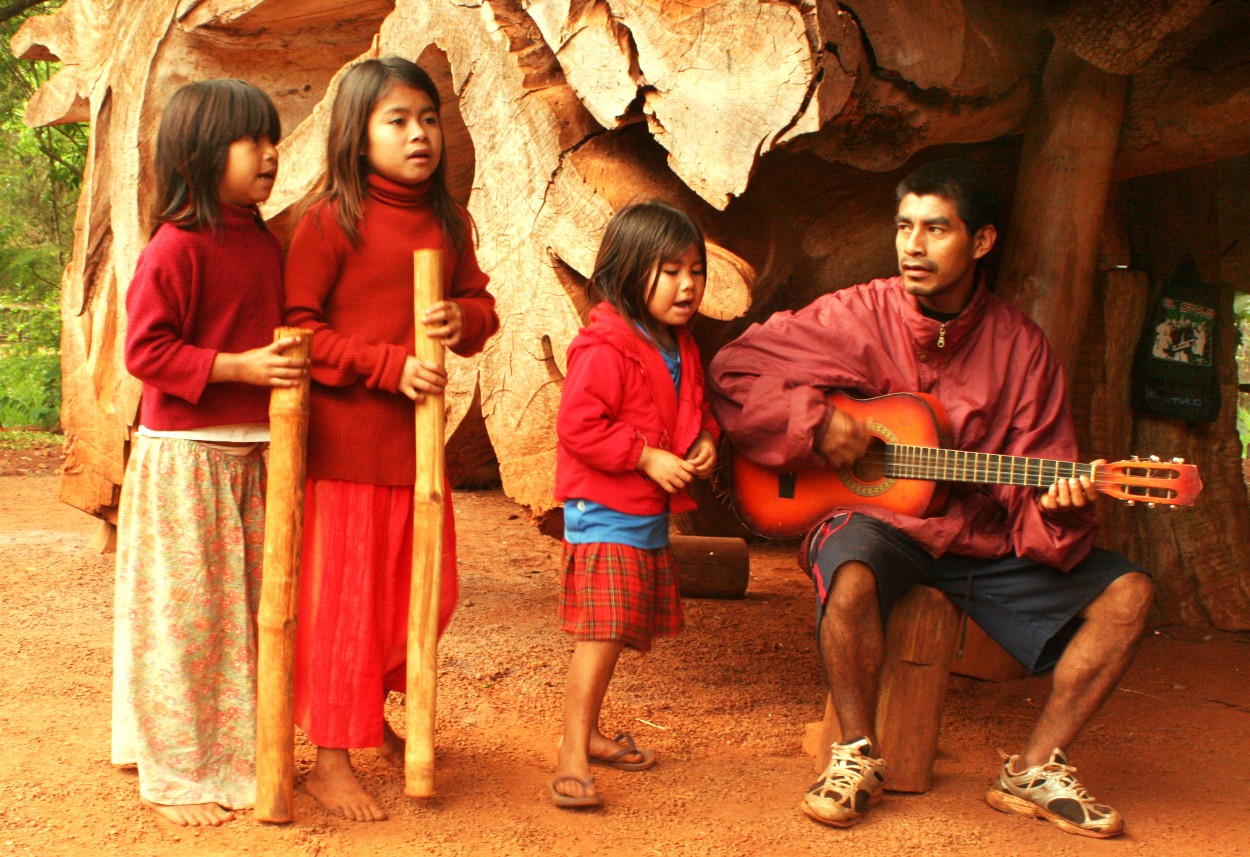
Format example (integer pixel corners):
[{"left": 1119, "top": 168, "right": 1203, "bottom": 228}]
[{"left": 1, "top": 442, "right": 1248, "bottom": 856}]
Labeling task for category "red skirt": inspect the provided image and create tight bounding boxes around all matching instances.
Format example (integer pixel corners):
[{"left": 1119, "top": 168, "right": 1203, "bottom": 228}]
[{"left": 293, "top": 478, "right": 458, "bottom": 749}]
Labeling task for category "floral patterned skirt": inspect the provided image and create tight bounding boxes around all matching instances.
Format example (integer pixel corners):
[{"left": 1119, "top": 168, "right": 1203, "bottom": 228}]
[{"left": 111, "top": 436, "right": 265, "bottom": 808}]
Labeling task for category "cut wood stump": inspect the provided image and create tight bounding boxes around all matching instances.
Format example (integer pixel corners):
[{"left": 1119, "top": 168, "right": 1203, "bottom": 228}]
[
  {"left": 950, "top": 615, "right": 1029, "bottom": 682},
  {"left": 801, "top": 586, "right": 1030, "bottom": 791},
  {"left": 671, "top": 535, "right": 749, "bottom": 600},
  {"left": 804, "top": 585, "right": 960, "bottom": 794}
]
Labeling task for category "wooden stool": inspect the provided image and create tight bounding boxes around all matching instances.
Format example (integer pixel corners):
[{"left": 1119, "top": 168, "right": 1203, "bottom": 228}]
[{"left": 807, "top": 585, "right": 961, "bottom": 793}]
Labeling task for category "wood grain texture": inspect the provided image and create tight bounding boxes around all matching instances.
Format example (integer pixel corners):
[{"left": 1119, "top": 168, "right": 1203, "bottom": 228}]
[
  {"left": 406, "top": 250, "right": 445, "bottom": 798},
  {"left": 255, "top": 327, "right": 312, "bottom": 823},
  {"left": 17, "top": 0, "right": 1250, "bottom": 627}
]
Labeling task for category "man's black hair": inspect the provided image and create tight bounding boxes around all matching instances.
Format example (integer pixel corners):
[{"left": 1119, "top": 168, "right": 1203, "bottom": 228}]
[{"left": 896, "top": 159, "right": 1000, "bottom": 236}]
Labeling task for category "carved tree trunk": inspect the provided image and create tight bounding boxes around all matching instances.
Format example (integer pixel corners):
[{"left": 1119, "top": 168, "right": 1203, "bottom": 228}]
[
  {"left": 996, "top": 42, "right": 1128, "bottom": 376},
  {"left": 16, "top": 0, "right": 1250, "bottom": 627}
]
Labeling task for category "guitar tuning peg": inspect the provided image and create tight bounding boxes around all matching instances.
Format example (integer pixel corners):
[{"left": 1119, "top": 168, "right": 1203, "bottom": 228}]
[
  {"left": 1126, "top": 500, "right": 1136, "bottom": 507},
  {"left": 1172, "top": 457, "right": 1185, "bottom": 464},
  {"left": 1147, "top": 502, "right": 1157, "bottom": 509},
  {"left": 1149, "top": 455, "right": 1161, "bottom": 462},
  {"left": 1130, "top": 455, "right": 1140, "bottom": 461}
]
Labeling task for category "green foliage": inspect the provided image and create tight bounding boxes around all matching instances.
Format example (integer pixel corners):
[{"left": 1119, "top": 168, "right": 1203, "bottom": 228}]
[
  {"left": 1235, "top": 294, "right": 1250, "bottom": 319},
  {"left": 0, "top": 1, "right": 81, "bottom": 428},
  {"left": 0, "top": 427, "right": 61, "bottom": 450},
  {"left": 1238, "top": 403, "right": 1250, "bottom": 458},
  {"left": 1237, "top": 294, "right": 1250, "bottom": 457},
  {"left": 0, "top": 344, "right": 60, "bottom": 429}
]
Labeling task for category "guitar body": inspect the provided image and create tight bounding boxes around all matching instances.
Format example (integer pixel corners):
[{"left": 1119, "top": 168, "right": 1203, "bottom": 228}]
[{"left": 731, "top": 392, "right": 953, "bottom": 538}]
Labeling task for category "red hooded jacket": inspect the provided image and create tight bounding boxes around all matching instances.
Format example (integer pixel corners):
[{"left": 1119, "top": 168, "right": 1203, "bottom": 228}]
[{"left": 556, "top": 302, "right": 720, "bottom": 516}]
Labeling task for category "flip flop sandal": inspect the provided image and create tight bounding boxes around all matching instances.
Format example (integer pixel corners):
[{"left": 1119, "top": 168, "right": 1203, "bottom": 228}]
[
  {"left": 590, "top": 732, "right": 657, "bottom": 772},
  {"left": 549, "top": 775, "right": 602, "bottom": 808}
]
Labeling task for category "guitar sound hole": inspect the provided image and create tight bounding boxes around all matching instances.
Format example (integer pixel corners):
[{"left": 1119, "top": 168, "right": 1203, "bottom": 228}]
[{"left": 849, "top": 437, "right": 887, "bottom": 483}]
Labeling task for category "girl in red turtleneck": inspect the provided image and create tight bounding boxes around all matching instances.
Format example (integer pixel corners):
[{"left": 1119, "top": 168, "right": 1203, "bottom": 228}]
[
  {"left": 115, "top": 79, "right": 308, "bottom": 828},
  {"left": 284, "top": 57, "right": 498, "bottom": 821}
]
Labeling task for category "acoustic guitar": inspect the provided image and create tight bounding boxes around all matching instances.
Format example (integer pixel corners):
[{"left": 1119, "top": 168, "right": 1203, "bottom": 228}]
[{"left": 730, "top": 391, "right": 1203, "bottom": 538}]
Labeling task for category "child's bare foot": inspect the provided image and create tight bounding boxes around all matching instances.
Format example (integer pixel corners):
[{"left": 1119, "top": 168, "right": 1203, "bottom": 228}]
[
  {"left": 549, "top": 774, "right": 601, "bottom": 807},
  {"left": 142, "top": 798, "right": 234, "bottom": 826},
  {"left": 377, "top": 721, "right": 404, "bottom": 768},
  {"left": 553, "top": 743, "right": 601, "bottom": 807},
  {"left": 588, "top": 731, "right": 655, "bottom": 770},
  {"left": 305, "top": 747, "right": 387, "bottom": 822}
]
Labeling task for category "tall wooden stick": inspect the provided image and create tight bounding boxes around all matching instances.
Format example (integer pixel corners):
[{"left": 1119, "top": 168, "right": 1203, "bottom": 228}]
[
  {"left": 406, "top": 249, "right": 445, "bottom": 797},
  {"left": 255, "top": 327, "right": 313, "bottom": 823}
]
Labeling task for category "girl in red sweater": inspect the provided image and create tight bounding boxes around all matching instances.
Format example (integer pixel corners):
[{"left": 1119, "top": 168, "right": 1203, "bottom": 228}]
[
  {"left": 550, "top": 202, "right": 720, "bottom": 808},
  {"left": 114, "top": 79, "right": 308, "bottom": 827},
  {"left": 284, "top": 57, "right": 498, "bottom": 821}
]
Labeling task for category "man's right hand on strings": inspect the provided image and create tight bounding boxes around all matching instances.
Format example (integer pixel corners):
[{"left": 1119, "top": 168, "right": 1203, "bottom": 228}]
[{"left": 817, "top": 405, "right": 869, "bottom": 469}]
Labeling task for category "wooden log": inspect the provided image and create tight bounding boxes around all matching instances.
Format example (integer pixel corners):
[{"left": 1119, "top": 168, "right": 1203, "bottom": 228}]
[
  {"left": 1114, "top": 2, "right": 1250, "bottom": 179},
  {"left": 949, "top": 616, "right": 1027, "bottom": 682},
  {"left": 406, "top": 249, "right": 445, "bottom": 798},
  {"left": 670, "top": 535, "right": 748, "bottom": 600},
  {"left": 22, "top": 0, "right": 1250, "bottom": 631},
  {"left": 844, "top": 0, "right": 1043, "bottom": 99},
  {"left": 995, "top": 42, "right": 1127, "bottom": 376},
  {"left": 1111, "top": 166, "right": 1250, "bottom": 629},
  {"left": 1047, "top": 0, "right": 1208, "bottom": 76},
  {"left": 811, "top": 585, "right": 960, "bottom": 793},
  {"left": 254, "top": 327, "right": 312, "bottom": 824},
  {"left": 874, "top": 586, "right": 961, "bottom": 792}
]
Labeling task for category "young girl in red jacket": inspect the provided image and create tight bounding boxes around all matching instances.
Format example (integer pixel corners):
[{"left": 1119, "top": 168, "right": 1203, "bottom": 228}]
[
  {"left": 550, "top": 201, "right": 720, "bottom": 808},
  {"left": 284, "top": 57, "right": 499, "bottom": 822},
  {"left": 114, "top": 79, "right": 308, "bottom": 827}
]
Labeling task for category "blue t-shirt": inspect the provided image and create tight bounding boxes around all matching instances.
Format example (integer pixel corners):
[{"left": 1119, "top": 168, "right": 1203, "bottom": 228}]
[
  {"left": 563, "top": 498, "right": 669, "bottom": 548},
  {"left": 565, "top": 325, "right": 681, "bottom": 548}
]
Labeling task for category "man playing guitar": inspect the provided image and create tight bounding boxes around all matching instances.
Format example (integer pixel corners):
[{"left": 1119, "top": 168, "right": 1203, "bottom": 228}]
[{"left": 708, "top": 159, "right": 1152, "bottom": 838}]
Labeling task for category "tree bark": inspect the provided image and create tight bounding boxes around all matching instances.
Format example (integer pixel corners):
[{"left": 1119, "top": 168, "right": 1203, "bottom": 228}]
[
  {"left": 17, "top": 0, "right": 1250, "bottom": 628},
  {"left": 996, "top": 42, "right": 1127, "bottom": 376}
]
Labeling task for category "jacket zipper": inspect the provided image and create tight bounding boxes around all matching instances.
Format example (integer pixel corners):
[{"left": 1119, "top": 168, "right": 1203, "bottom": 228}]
[{"left": 937, "top": 323, "right": 947, "bottom": 349}]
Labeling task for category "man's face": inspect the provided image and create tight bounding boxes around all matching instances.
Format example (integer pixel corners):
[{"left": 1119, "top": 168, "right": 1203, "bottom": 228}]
[{"left": 895, "top": 193, "right": 996, "bottom": 315}]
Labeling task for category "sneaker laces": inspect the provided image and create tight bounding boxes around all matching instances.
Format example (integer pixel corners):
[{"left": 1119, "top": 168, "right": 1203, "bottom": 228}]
[
  {"left": 1003, "top": 750, "right": 1112, "bottom": 819},
  {"left": 809, "top": 740, "right": 881, "bottom": 798},
  {"left": 1032, "top": 759, "right": 1093, "bottom": 800}
]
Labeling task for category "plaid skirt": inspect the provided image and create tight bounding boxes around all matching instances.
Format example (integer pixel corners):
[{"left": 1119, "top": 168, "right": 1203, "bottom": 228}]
[{"left": 559, "top": 541, "right": 682, "bottom": 652}]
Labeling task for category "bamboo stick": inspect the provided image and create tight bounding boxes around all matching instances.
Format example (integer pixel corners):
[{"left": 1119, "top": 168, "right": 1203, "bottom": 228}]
[
  {"left": 255, "top": 327, "right": 313, "bottom": 823},
  {"left": 406, "top": 249, "right": 445, "bottom": 797}
]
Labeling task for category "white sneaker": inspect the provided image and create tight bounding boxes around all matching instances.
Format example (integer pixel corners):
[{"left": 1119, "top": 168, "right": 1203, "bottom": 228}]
[
  {"left": 801, "top": 737, "right": 886, "bottom": 828},
  {"left": 986, "top": 748, "right": 1124, "bottom": 838}
]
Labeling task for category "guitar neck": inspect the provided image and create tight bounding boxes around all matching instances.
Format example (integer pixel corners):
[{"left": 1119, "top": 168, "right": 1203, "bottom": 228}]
[{"left": 884, "top": 445, "right": 1094, "bottom": 489}]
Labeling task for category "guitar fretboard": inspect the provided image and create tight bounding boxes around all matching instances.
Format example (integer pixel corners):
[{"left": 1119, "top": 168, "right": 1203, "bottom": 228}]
[{"left": 884, "top": 445, "right": 1095, "bottom": 488}]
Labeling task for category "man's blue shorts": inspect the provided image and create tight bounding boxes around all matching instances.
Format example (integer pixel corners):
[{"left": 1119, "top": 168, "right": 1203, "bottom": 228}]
[{"left": 805, "top": 511, "right": 1147, "bottom": 674}]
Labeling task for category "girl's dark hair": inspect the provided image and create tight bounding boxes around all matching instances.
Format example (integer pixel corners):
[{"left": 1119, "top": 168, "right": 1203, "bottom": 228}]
[
  {"left": 320, "top": 56, "right": 468, "bottom": 250},
  {"left": 587, "top": 201, "right": 707, "bottom": 342},
  {"left": 151, "top": 79, "right": 281, "bottom": 234}
]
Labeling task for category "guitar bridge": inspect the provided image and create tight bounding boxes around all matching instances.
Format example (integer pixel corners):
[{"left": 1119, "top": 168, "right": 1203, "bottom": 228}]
[{"left": 778, "top": 471, "right": 797, "bottom": 499}]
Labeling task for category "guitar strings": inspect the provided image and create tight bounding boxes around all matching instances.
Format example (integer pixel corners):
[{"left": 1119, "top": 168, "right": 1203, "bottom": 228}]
[{"left": 850, "top": 448, "right": 1178, "bottom": 497}]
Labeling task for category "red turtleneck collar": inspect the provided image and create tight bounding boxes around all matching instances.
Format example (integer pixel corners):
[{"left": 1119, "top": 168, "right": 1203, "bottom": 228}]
[
  {"left": 220, "top": 201, "right": 264, "bottom": 229},
  {"left": 367, "top": 173, "right": 433, "bottom": 208}
]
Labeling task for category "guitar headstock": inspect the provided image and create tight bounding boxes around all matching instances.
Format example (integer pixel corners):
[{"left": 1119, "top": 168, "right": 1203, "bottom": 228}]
[{"left": 1098, "top": 457, "right": 1203, "bottom": 507}]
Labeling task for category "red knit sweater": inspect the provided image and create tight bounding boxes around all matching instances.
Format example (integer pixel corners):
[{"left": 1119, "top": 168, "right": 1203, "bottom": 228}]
[
  {"left": 125, "top": 203, "right": 284, "bottom": 430},
  {"left": 284, "top": 175, "right": 499, "bottom": 485}
]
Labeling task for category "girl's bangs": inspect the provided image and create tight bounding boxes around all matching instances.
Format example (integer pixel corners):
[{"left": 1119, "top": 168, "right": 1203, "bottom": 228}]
[
  {"left": 656, "top": 225, "right": 705, "bottom": 268},
  {"left": 219, "top": 83, "right": 282, "bottom": 145}
]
